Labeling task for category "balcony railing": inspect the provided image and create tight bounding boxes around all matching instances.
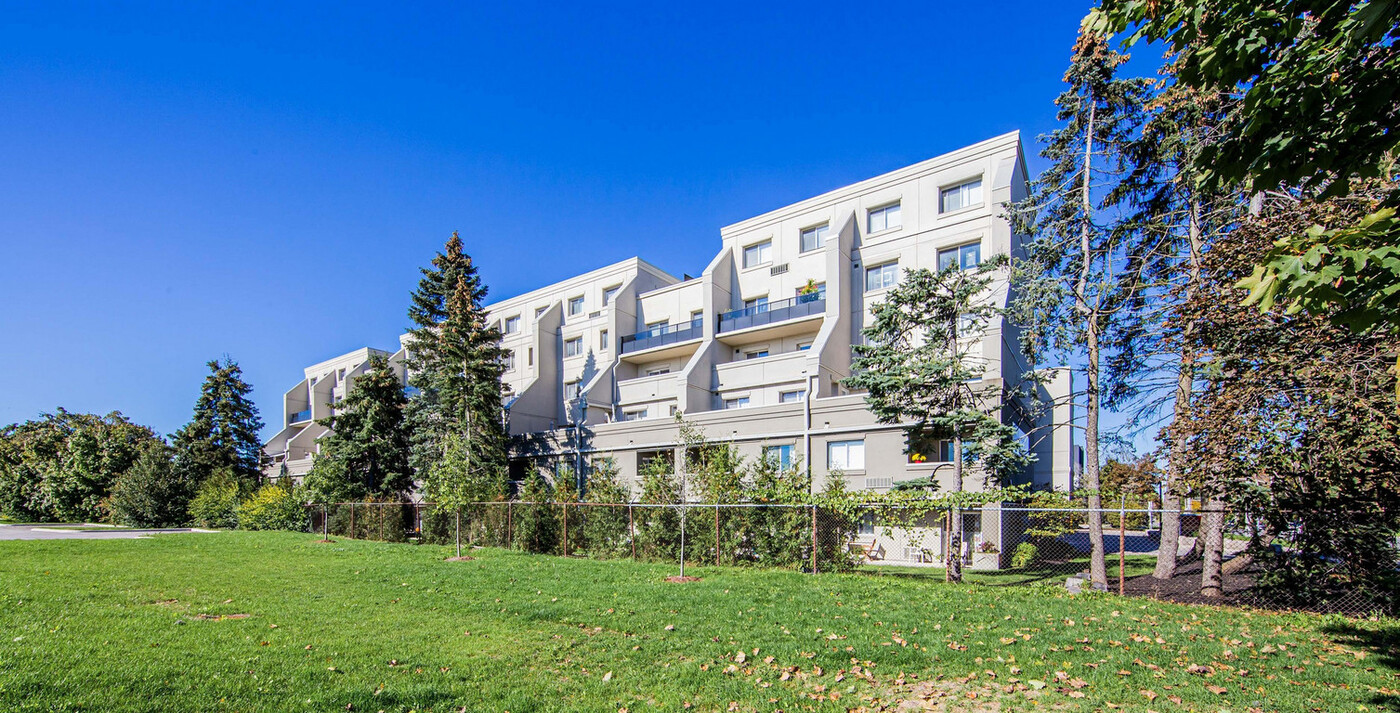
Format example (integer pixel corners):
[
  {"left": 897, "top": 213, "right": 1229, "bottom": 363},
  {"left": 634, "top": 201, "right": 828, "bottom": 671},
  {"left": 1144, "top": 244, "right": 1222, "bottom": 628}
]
[
  {"left": 288, "top": 409, "right": 313, "bottom": 425},
  {"left": 620, "top": 318, "right": 704, "bottom": 354},
  {"left": 718, "top": 290, "right": 825, "bottom": 333}
]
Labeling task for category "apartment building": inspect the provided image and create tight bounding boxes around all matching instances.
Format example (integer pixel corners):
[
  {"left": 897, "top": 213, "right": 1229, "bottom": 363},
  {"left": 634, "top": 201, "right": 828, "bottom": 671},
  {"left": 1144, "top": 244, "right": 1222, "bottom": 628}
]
[{"left": 262, "top": 132, "right": 1074, "bottom": 500}]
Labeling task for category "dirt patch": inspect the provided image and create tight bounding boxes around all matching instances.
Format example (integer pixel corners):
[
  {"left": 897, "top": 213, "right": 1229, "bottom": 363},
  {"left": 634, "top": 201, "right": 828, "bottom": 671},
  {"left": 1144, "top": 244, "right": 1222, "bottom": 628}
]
[
  {"left": 1121, "top": 559, "right": 1256, "bottom": 606},
  {"left": 664, "top": 575, "right": 701, "bottom": 583},
  {"left": 193, "top": 613, "right": 250, "bottom": 621},
  {"left": 444, "top": 556, "right": 474, "bottom": 562},
  {"left": 315, "top": 539, "right": 335, "bottom": 544}
]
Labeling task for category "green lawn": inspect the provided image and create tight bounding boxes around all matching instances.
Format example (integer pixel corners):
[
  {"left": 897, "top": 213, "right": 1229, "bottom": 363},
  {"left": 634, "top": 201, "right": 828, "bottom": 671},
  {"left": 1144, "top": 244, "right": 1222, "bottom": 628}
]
[{"left": 1, "top": 532, "right": 1396, "bottom": 712}]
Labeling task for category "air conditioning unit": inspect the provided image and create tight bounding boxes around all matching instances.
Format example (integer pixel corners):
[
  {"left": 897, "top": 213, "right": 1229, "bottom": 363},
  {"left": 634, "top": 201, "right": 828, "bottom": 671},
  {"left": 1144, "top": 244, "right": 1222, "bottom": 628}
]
[{"left": 770, "top": 263, "right": 789, "bottom": 276}]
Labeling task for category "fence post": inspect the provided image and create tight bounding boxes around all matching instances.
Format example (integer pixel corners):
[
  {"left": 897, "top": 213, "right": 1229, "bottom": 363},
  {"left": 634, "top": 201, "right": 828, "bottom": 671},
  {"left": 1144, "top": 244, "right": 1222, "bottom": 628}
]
[
  {"left": 810, "top": 505, "right": 818, "bottom": 575},
  {"left": 455, "top": 507, "right": 461, "bottom": 558},
  {"left": 629, "top": 504, "right": 636, "bottom": 560},
  {"left": 350, "top": 503, "right": 355, "bottom": 539},
  {"left": 322, "top": 505, "right": 328, "bottom": 541},
  {"left": 562, "top": 503, "right": 569, "bottom": 557},
  {"left": 715, "top": 506, "right": 720, "bottom": 566},
  {"left": 1119, "top": 495, "right": 1127, "bottom": 596},
  {"left": 506, "top": 501, "right": 513, "bottom": 550}
]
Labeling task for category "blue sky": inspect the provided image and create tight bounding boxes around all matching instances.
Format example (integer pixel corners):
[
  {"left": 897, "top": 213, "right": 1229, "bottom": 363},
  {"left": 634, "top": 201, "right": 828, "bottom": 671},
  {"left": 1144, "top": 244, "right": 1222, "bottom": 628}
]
[{"left": 0, "top": 1, "right": 1154, "bottom": 443}]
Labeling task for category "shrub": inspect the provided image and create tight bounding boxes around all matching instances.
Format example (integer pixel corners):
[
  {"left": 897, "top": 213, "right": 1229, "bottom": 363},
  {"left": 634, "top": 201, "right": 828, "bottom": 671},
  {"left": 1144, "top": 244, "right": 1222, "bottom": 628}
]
[
  {"left": 237, "top": 482, "right": 308, "bottom": 531},
  {"left": 513, "top": 476, "right": 558, "bottom": 554},
  {"left": 1011, "top": 542, "right": 1039, "bottom": 569},
  {"left": 188, "top": 470, "right": 241, "bottom": 529}
]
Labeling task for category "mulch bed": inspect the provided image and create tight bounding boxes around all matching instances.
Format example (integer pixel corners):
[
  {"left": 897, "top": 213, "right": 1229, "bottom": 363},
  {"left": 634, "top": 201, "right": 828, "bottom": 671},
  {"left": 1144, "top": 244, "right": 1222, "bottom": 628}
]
[
  {"left": 664, "top": 575, "right": 701, "bottom": 583},
  {"left": 444, "top": 556, "right": 474, "bottom": 562},
  {"left": 1121, "top": 559, "right": 1259, "bottom": 607}
]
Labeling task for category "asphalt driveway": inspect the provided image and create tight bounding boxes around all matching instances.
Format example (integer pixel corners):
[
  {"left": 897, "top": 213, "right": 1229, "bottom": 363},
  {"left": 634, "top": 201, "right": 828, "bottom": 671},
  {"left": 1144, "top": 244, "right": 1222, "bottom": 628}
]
[{"left": 0, "top": 524, "right": 214, "bottom": 540}]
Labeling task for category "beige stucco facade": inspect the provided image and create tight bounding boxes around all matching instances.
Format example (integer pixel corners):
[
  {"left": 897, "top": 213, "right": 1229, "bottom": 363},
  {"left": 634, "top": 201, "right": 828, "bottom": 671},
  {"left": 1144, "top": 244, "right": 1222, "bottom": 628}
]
[{"left": 262, "top": 132, "right": 1075, "bottom": 501}]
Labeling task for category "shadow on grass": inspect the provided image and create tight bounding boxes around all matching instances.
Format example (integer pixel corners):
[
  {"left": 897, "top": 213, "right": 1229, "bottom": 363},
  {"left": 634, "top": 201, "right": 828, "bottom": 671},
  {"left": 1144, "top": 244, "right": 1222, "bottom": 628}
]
[
  {"left": 1317, "top": 620, "right": 1400, "bottom": 711},
  {"left": 853, "top": 555, "right": 1158, "bottom": 586}
]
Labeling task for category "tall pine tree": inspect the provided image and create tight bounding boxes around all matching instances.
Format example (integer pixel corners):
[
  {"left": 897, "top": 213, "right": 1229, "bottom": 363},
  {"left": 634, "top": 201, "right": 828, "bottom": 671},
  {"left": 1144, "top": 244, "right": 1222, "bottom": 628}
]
[
  {"left": 1007, "top": 30, "right": 1152, "bottom": 588},
  {"left": 404, "top": 233, "right": 509, "bottom": 504},
  {"left": 847, "top": 264, "right": 1031, "bottom": 582},
  {"left": 171, "top": 358, "right": 265, "bottom": 488},
  {"left": 304, "top": 355, "right": 413, "bottom": 502}
]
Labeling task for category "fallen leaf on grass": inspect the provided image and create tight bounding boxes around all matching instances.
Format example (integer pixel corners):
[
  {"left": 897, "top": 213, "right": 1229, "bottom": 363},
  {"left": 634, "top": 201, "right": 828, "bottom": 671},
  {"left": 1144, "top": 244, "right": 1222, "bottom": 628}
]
[
  {"left": 1140, "top": 689, "right": 1157, "bottom": 701},
  {"left": 1206, "top": 685, "right": 1228, "bottom": 695}
]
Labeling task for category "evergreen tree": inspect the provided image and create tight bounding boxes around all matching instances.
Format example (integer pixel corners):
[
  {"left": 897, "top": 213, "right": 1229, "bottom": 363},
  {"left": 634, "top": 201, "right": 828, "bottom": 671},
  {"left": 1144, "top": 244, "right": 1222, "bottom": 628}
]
[
  {"left": 404, "top": 233, "right": 510, "bottom": 495},
  {"left": 847, "top": 264, "right": 1031, "bottom": 582},
  {"left": 1006, "top": 30, "right": 1152, "bottom": 588},
  {"left": 108, "top": 440, "right": 189, "bottom": 527},
  {"left": 303, "top": 355, "right": 413, "bottom": 502},
  {"left": 171, "top": 358, "right": 265, "bottom": 487}
]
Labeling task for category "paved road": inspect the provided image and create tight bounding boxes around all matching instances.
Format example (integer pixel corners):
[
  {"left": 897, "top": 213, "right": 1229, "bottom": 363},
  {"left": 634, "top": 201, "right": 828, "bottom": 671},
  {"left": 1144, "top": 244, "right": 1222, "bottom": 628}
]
[{"left": 0, "top": 524, "right": 214, "bottom": 540}]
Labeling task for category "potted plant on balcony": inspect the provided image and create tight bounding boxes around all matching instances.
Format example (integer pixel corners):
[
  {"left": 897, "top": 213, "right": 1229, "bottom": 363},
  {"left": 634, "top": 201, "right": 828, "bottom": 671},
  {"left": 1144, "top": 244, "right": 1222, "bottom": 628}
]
[
  {"left": 798, "top": 279, "right": 820, "bottom": 299},
  {"left": 972, "top": 540, "right": 1001, "bottom": 570}
]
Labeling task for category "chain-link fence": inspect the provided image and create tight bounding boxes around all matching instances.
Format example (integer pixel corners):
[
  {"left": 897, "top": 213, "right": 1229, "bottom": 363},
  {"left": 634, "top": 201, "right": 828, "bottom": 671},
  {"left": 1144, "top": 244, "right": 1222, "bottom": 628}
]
[{"left": 304, "top": 501, "right": 1399, "bottom": 619}]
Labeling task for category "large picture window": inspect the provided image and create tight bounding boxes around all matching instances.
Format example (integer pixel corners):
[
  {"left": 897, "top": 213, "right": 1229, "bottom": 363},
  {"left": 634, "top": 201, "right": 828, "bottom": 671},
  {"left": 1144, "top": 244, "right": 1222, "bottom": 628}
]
[{"left": 826, "top": 440, "right": 865, "bottom": 470}]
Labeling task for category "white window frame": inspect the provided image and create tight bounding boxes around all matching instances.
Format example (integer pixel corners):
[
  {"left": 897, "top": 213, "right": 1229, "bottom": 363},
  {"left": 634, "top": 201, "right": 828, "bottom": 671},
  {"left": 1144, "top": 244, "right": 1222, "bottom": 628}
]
[
  {"left": 620, "top": 408, "right": 647, "bottom": 422},
  {"left": 799, "top": 223, "right": 829, "bottom": 253},
  {"left": 602, "top": 285, "right": 621, "bottom": 306},
  {"left": 564, "top": 380, "right": 582, "bottom": 400},
  {"left": 742, "top": 240, "right": 772, "bottom": 268},
  {"left": 564, "top": 337, "right": 584, "bottom": 358},
  {"left": 827, "top": 439, "right": 866, "bottom": 471},
  {"left": 723, "top": 396, "right": 750, "bottom": 410},
  {"left": 502, "top": 351, "right": 516, "bottom": 372},
  {"left": 865, "top": 262, "right": 899, "bottom": 292},
  {"left": 938, "top": 242, "right": 983, "bottom": 272},
  {"left": 745, "top": 349, "right": 769, "bottom": 360},
  {"left": 778, "top": 389, "right": 805, "bottom": 403},
  {"left": 940, "top": 178, "right": 984, "bottom": 214},
  {"left": 503, "top": 316, "right": 521, "bottom": 334},
  {"left": 567, "top": 295, "right": 585, "bottom": 316},
  {"left": 763, "top": 444, "right": 795, "bottom": 469},
  {"left": 599, "top": 329, "right": 609, "bottom": 351},
  {"left": 867, "top": 202, "right": 902, "bottom": 233}
]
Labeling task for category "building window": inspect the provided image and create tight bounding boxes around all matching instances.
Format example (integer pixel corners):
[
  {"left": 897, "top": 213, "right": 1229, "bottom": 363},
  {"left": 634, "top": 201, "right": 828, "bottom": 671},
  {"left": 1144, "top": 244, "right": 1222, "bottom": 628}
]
[
  {"left": 568, "top": 296, "right": 585, "bottom": 316},
  {"left": 763, "top": 444, "right": 795, "bottom": 470},
  {"left": 645, "top": 366, "right": 671, "bottom": 376},
  {"left": 745, "top": 349, "right": 769, "bottom": 360},
  {"left": 638, "top": 448, "right": 674, "bottom": 471},
  {"left": 800, "top": 224, "right": 829, "bottom": 253},
  {"left": 744, "top": 296, "right": 768, "bottom": 313},
  {"left": 909, "top": 439, "right": 955, "bottom": 464},
  {"left": 599, "top": 329, "right": 609, "bottom": 351},
  {"left": 502, "top": 351, "right": 516, "bottom": 371},
  {"left": 603, "top": 285, "right": 620, "bottom": 306},
  {"left": 690, "top": 309, "right": 705, "bottom": 322},
  {"left": 778, "top": 389, "right": 805, "bottom": 403},
  {"left": 868, "top": 202, "right": 902, "bottom": 233},
  {"left": 857, "top": 511, "right": 876, "bottom": 535},
  {"left": 940, "top": 178, "right": 983, "bottom": 213},
  {"left": 564, "top": 337, "right": 584, "bottom": 357},
  {"left": 723, "top": 396, "right": 750, "bottom": 409},
  {"left": 937, "top": 242, "right": 983, "bottom": 271},
  {"left": 536, "top": 306, "right": 548, "bottom": 318},
  {"left": 504, "top": 316, "right": 521, "bottom": 334},
  {"left": 527, "top": 347, "right": 533, "bottom": 366},
  {"left": 742, "top": 240, "right": 772, "bottom": 268},
  {"left": 796, "top": 341, "right": 812, "bottom": 351},
  {"left": 865, "top": 262, "right": 899, "bottom": 292},
  {"left": 564, "top": 380, "right": 583, "bottom": 401},
  {"left": 645, "top": 319, "right": 669, "bottom": 332},
  {"left": 620, "top": 408, "right": 647, "bottom": 422},
  {"left": 827, "top": 439, "right": 866, "bottom": 470},
  {"left": 668, "top": 404, "right": 679, "bottom": 416}
]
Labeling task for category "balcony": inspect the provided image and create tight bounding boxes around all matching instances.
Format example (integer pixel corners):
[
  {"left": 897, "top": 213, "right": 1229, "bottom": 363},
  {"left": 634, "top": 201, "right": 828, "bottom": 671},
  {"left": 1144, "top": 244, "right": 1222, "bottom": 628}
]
[
  {"left": 714, "top": 350, "right": 808, "bottom": 394},
  {"left": 718, "top": 291, "right": 824, "bottom": 334},
  {"left": 620, "top": 317, "right": 703, "bottom": 355},
  {"left": 288, "top": 409, "right": 313, "bottom": 425},
  {"left": 617, "top": 371, "right": 680, "bottom": 407}
]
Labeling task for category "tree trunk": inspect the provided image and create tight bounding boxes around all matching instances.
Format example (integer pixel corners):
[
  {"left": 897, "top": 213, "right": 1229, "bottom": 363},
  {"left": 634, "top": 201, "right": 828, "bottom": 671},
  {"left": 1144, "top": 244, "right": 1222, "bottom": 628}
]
[
  {"left": 1222, "top": 521, "right": 1277, "bottom": 575},
  {"left": 946, "top": 434, "right": 964, "bottom": 583},
  {"left": 1078, "top": 100, "right": 1108, "bottom": 588},
  {"left": 1200, "top": 498, "right": 1226, "bottom": 597},
  {"left": 1157, "top": 196, "right": 1205, "bottom": 579}
]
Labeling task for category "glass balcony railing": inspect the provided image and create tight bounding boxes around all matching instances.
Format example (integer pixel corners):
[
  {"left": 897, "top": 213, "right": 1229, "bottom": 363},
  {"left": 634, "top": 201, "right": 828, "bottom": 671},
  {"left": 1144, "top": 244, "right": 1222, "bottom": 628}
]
[
  {"left": 718, "top": 290, "right": 825, "bottom": 333},
  {"left": 620, "top": 318, "right": 704, "bottom": 354},
  {"left": 288, "top": 409, "right": 313, "bottom": 425}
]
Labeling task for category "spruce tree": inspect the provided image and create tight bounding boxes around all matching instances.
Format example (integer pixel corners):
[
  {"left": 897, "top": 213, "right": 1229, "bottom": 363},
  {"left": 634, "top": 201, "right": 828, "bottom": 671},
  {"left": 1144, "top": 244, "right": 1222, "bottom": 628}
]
[
  {"left": 108, "top": 440, "right": 188, "bottom": 527},
  {"left": 303, "top": 355, "right": 413, "bottom": 502},
  {"left": 171, "top": 358, "right": 265, "bottom": 487},
  {"left": 405, "top": 232, "right": 509, "bottom": 502},
  {"left": 1006, "top": 30, "right": 1152, "bottom": 588},
  {"left": 847, "top": 264, "right": 1031, "bottom": 582}
]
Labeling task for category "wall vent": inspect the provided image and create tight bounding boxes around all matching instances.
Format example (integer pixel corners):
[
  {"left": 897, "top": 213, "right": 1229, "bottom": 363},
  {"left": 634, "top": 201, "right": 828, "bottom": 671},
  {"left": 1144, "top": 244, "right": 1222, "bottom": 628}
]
[
  {"left": 588, "top": 311, "right": 602, "bottom": 319},
  {"left": 770, "top": 263, "right": 790, "bottom": 276},
  {"left": 866, "top": 477, "right": 893, "bottom": 490}
]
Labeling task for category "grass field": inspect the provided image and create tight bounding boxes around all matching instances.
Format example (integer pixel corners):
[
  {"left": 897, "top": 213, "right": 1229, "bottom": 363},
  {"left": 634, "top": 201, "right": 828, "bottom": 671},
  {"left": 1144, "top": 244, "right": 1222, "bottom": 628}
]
[{"left": 1, "top": 532, "right": 1396, "bottom": 712}]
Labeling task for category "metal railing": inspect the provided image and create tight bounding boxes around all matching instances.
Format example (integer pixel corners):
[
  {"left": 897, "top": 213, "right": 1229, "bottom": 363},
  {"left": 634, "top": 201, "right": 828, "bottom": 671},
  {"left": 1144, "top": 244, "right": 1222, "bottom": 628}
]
[
  {"left": 620, "top": 318, "right": 703, "bottom": 354},
  {"left": 718, "top": 291, "right": 824, "bottom": 333},
  {"left": 287, "top": 409, "right": 312, "bottom": 424}
]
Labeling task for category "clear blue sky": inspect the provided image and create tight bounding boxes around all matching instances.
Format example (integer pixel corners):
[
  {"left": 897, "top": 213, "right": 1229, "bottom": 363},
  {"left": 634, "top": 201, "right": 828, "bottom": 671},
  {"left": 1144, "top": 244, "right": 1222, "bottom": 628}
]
[{"left": 0, "top": 1, "right": 1146, "bottom": 442}]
